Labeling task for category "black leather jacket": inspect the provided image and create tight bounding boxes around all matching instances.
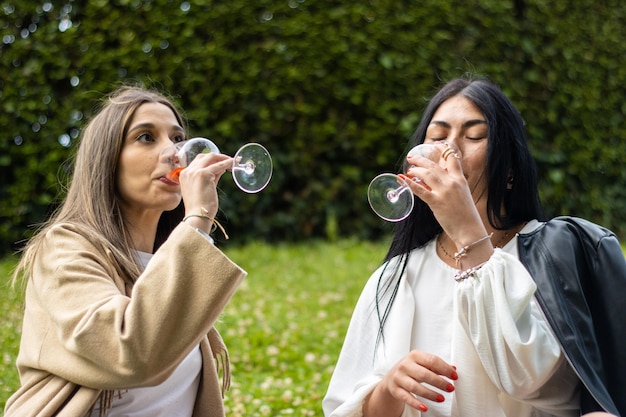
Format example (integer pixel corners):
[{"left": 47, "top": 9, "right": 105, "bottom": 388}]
[{"left": 518, "top": 216, "right": 626, "bottom": 416}]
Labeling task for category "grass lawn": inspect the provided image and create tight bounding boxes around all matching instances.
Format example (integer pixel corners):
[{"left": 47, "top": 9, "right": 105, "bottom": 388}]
[{"left": 0, "top": 239, "right": 389, "bottom": 415}]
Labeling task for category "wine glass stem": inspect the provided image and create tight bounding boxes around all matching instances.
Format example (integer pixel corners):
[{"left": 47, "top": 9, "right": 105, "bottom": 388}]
[
  {"left": 386, "top": 184, "right": 409, "bottom": 203},
  {"left": 235, "top": 161, "right": 255, "bottom": 175}
]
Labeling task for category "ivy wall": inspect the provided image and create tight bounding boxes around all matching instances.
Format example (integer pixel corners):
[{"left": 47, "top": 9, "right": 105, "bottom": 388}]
[{"left": 1, "top": 0, "right": 625, "bottom": 254}]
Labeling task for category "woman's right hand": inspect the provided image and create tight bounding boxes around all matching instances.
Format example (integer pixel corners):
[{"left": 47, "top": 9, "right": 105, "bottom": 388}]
[
  {"left": 403, "top": 145, "right": 493, "bottom": 269},
  {"left": 179, "top": 152, "right": 232, "bottom": 220},
  {"left": 364, "top": 350, "right": 457, "bottom": 416}
]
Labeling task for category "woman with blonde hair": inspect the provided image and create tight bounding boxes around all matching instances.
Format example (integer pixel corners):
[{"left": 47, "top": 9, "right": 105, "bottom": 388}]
[{"left": 5, "top": 85, "right": 246, "bottom": 417}]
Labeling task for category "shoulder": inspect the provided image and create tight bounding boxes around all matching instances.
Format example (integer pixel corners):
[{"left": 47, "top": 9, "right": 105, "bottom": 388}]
[
  {"left": 518, "top": 216, "right": 624, "bottom": 277},
  {"left": 36, "top": 223, "right": 119, "bottom": 273},
  {"left": 519, "top": 216, "right": 617, "bottom": 247},
  {"left": 43, "top": 222, "right": 102, "bottom": 246},
  {"left": 370, "top": 244, "right": 432, "bottom": 286}
]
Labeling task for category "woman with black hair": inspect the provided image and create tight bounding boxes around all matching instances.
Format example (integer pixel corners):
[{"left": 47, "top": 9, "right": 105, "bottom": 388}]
[{"left": 323, "top": 76, "right": 625, "bottom": 417}]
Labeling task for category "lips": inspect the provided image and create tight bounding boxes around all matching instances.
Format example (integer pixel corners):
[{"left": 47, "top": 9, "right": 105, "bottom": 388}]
[{"left": 159, "top": 175, "right": 179, "bottom": 186}]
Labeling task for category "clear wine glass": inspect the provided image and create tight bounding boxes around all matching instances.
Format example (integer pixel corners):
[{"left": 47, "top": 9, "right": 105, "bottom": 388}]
[
  {"left": 367, "top": 142, "right": 446, "bottom": 222},
  {"left": 161, "top": 137, "right": 272, "bottom": 193}
]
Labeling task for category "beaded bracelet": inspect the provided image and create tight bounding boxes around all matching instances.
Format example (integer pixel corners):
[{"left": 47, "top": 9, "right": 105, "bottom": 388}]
[
  {"left": 183, "top": 207, "right": 229, "bottom": 240},
  {"left": 453, "top": 233, "right": 493, "bottom": 267},
  {"left": 454, "top": 262, "right": 487, "bottom": 282}
]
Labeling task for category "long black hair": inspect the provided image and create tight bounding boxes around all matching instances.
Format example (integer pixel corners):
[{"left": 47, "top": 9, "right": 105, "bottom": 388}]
[{"left": 374, "top": 75, "right": 545, "bottom": 349}]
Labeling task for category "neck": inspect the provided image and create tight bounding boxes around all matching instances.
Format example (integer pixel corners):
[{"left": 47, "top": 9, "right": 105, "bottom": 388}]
[
  {"left": 122, "top": 210, "right": 161, "bottom": 254},
  {"left": 437, "top": 223, "right": 526, "bottom": 265}
]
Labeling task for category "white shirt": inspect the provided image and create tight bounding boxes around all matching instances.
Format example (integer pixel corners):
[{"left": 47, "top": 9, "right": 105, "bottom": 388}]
[
  {"left": 90, "top": 251, "right": 202, "bottom": 417},
  {"left": 323, "top": 221, "right": 580, "bottom": 417}
]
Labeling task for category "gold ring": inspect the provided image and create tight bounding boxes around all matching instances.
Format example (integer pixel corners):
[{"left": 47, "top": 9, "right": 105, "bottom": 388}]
[{"left": 442, "top": 148, "right": 456, "bottom": 161}]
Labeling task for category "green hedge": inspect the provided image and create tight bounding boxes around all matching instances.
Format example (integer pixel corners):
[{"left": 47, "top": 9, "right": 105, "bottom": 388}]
[{"left": 1, "top": 0, "right": 625, "bottom": 254}]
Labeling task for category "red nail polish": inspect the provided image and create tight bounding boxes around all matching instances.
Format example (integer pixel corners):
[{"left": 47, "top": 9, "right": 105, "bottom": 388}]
[
  {"left": 419, "top": 404, "right": 428, "bottom": 412},
  {"left": 450, "top": 371, "right": 458, "bottom": 380},
  {"left": 436, "top": 394, "right": 445, "bottom": 403},
  {"left": 446, "top": 383, "right": 455, "bottom": 392}
]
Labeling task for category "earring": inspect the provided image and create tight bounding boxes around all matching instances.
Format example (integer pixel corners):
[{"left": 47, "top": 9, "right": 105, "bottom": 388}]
[{"left": 506, "top": 175, "right": 514, "bottom": 190}]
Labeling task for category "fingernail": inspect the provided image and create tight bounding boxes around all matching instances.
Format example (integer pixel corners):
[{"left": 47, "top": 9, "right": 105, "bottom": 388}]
[
  {"left": 436, "top": 394, "right": 445, "bottom": 403},
  {"left": 419, "top": 404, "right": 428, "bottom": 412},
  {"left": 446, "top": 383, "right": 455, "bottom": 392},
  {"left": 450, "top": 371, "right": 458, "bottom": 380}
]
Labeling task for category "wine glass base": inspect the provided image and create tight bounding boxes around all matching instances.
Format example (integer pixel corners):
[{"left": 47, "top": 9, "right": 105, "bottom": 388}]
[
  {"left": 233, "top": 143, "right": 273, "bottom": 193},
  {"left": 367, "top": 173, "right": 414, "bottom": 222}
]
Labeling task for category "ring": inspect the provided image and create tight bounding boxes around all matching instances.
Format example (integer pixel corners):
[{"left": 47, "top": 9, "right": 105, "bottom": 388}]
[
  {"left": 413, "top": 177, "right": 423, "bottom": 183},
  {"left": 442, "top": 148, "right": 457, "bottom": 161}
]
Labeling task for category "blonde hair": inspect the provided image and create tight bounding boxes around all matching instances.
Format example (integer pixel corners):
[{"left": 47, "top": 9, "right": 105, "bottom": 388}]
[{"left": 13, "top": 85, "right": 186, "bottom": 287}]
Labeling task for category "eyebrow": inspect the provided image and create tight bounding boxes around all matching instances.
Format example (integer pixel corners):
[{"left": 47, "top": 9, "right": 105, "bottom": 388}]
[
  {"left": 127, "top": 122, "right": 185, "bottom": 134},
  {"left": 429, "top": 119, "right": 488, "bottom": 129}
]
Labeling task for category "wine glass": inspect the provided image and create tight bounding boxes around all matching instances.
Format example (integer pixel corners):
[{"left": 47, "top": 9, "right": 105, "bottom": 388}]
[
  {"left": 161, "top": 137, "right": 272, "bottom": 193},
  {"left": 367, "top": 143, "right": 446, "bottom": 222}
]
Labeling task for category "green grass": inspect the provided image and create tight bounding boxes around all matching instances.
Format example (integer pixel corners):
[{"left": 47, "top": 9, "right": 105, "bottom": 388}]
[
  {"left": 0, "top": 239, "right": 389, "bottom": 415},
  {"left": 1, "top": 255, "right": 21, "bottom": 414}
]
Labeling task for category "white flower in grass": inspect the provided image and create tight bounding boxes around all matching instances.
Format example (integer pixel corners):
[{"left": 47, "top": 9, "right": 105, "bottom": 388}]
[
  {"left": 281, "top": 390, "right": 293, "bottom": 401},
  {"left": 260, "top": 378, "right": 273, "bottom": 391}
]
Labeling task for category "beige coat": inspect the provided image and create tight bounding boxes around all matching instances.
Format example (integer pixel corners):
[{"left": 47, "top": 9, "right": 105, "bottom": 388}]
[{"left": 4, "top": 222, "right": 247, "bottom": 417}]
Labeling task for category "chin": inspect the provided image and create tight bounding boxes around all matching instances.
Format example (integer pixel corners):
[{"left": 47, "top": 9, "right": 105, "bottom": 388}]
[{"left": 161, "top": 197, "right": 182, "bottom": 212}]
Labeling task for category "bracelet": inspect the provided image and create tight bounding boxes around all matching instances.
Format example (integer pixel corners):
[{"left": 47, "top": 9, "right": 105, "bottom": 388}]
[
  {"left": 183, "top": 207, "right": 229, "bottom": 240},
  {"left": 454, "top": 262, "right": 487, "bottom": 282},
  {"left": 453, "top": 233, "right": 493, "bottom": 267}
]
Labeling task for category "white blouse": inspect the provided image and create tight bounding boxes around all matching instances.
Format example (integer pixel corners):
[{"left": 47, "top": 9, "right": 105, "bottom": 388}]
[
  {"left": 323, "top": 221, "right": 580, "bottom": 417},
  {"left": 90, "top": 250, "right": 202, "bottom": 417}
]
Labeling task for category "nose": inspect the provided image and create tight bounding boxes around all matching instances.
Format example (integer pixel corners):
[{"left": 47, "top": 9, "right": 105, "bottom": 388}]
[
  {"left": 443, "top": 135, "right": 460, "bottom": 149},
  {"left": 158, "top": 142, "right": 179, "bottom": 167}
]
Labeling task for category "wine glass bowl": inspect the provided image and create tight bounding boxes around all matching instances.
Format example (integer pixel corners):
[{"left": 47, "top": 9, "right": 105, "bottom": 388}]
[
  {"left": 367, "top": 142, "right": 449, "bottom": 222},
  {"left": 407, "top": 142, "right": 441, "bottom": 160},
  {"left": 161, "top": 137, "right": 272, "bottom": 193}
]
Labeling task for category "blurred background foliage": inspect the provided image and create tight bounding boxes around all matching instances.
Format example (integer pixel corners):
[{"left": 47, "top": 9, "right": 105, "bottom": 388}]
[{"left": 1, "top": 0, "right": 625, "bottom": 255}]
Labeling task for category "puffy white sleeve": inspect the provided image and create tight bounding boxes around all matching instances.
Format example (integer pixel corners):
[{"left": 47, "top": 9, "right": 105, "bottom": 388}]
[
  {"left": 322, "top": 258, "right": 423, "bottom": 417},
  {"left": 450, "top": 249, "right": 578, "bottom": 416}
]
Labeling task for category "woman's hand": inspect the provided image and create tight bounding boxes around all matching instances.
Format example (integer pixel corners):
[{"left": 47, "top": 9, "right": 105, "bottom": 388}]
[
  {"left": 364, "top": 350, "right": 457, "bottom": 416},
  {"left": 179, "top": 152, "right": 232, "bottom": 220},
  {"left": 402, "top": 144, "right": 492, "bottom": 267}
]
